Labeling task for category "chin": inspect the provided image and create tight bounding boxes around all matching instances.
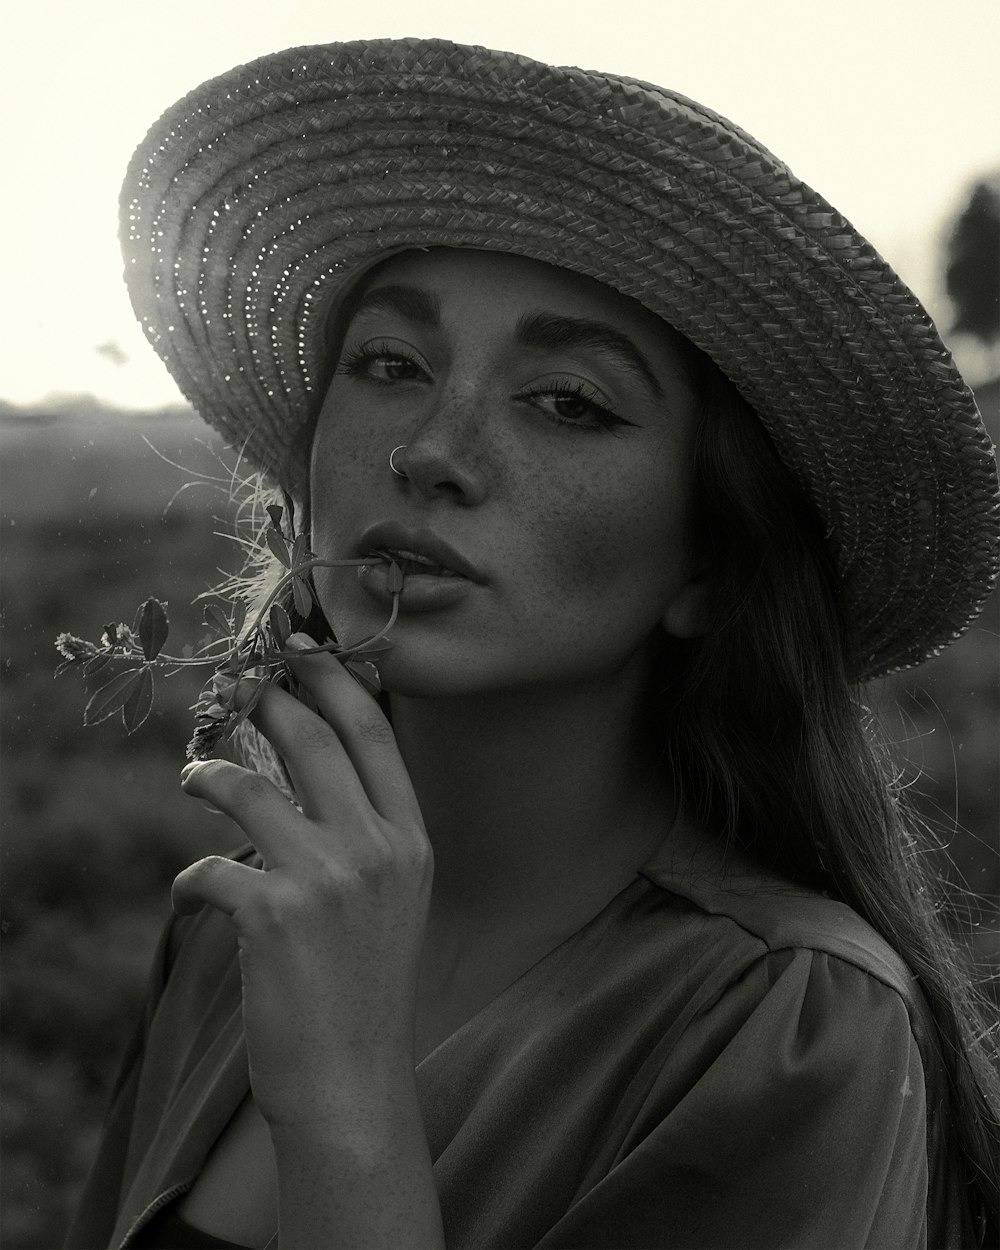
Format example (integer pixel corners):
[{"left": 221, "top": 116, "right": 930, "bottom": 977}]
[{"left": 373, "top": 643, "right": 628, "bottom": 704}]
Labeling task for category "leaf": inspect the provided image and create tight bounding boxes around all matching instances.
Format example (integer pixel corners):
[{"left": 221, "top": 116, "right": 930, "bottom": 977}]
[
  {"left": 290, "top": 534, "right": 308, "bottom": 567},
  {"left": 84, "top": 669, "right": 145, "bottom": 726},
  {"left": 265, "top": 527, "right": 291, "bottom": 568},
  {"left": 122, "top": 667, "right": 154, "bottom": 732},
  {"left": 269, "top": 603, "right": 291, "bottom": 649},
  {"left": 266, "top": 504, "right": 284, "bottom": 530},
  {"left": 203, "top": 604, "right": 231, "bottom": 637},
  {"left": 83, "top": 653, "right": 114, "bottom": 676},
  {"left": 137, "top": 598, "right": 169, "bottom": 661},
  {"left": 291, "top": 574, "right": 313, "bottom": 618},
  {"left": 210, "top": 670, "right": 237, "bottom": 699},
  {"left": 387, "top": 561, "right": 404, "bottom": 594},
  {"left": 102, "top": 622, "right": 119, "bottom": 647}
]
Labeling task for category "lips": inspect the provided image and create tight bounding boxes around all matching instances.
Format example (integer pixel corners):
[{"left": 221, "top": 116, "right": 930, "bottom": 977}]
[
  {"left": 357, "top": 522, "right": 483, "bottom": 582},
  {"left": 375, "top": 549, "right": 464, "bottom": 578}
]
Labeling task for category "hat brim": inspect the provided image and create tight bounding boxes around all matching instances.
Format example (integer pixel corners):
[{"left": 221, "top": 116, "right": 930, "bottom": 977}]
[{"left": 120, "top": 37, "right": 999, "bottom": 679}]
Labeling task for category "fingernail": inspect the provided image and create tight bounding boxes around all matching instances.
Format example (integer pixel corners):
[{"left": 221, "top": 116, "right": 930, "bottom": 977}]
[
  {"left": 181, "top": 761, "right": 204, "bottom": 780},
  {"left": 286, "top": 632, "right": 317, "bottom": 652}
]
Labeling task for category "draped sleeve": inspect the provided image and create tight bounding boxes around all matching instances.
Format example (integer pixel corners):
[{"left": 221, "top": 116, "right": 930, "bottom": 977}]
[
  {"left": 63, "top": 846, "right": 258, "bottom": 1250},
  {"left": 62, "top": 911, "right": 176, "bottom": 1249},
  {"left": 539, "top": 946, "right": 931, "bottom": 1250}
]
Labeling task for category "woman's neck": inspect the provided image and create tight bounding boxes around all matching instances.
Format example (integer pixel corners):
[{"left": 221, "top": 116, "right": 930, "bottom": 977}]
[{"left": 387, "top": 656, "right": 675, "bottom": 942}]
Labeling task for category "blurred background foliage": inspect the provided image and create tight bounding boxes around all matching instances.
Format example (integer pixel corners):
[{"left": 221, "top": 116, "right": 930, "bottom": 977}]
[{"left": 1, "top": 180, "right": 998, "bottom": 1248}]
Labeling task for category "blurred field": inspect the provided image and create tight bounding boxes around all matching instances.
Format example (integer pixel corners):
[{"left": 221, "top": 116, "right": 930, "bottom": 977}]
[
  {"left": 1, "top": 395, "right": 998, "bottom": 1250},
  {"left": 1, "top": 404, "right": 245, "bottom": 1248}
]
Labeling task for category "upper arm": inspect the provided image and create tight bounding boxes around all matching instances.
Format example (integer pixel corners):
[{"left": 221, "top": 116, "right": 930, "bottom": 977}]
[{"left": 539, "top": 948, "right": 929, "bottom": 1249}]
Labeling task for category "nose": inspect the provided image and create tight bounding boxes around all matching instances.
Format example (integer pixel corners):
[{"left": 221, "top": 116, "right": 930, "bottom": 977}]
[{"left": 395, "top": 386, "right": 489, "bottom": 506}]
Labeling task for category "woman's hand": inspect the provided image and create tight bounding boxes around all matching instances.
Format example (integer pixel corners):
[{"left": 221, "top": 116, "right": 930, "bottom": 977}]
[
  {"left": 172, "top": 633, "right": 433, "bottom": 1129},
  {"left": 173, "top": 635, "right": 445, "bottom": 1246}
]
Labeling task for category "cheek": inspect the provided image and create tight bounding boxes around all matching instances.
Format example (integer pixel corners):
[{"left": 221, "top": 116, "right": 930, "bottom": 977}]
[
  {"left": 535, "top": 452, "right": 692, "bottom": 610},
  {"left": 307, "top": 422, "right": 377, "bottom": 628},
  {"left": 309, "top": 414, "right": 371, "bottom": 539}
]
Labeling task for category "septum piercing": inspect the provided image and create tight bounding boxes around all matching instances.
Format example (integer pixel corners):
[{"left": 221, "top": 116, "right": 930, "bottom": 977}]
[{"left": 389, "top": 445, "right": 408, "bottom": 479}]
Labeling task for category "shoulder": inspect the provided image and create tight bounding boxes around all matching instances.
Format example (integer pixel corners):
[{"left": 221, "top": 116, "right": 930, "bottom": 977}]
[
  {"left": 639, "top": 813, "right": 920, "bottom": 1009},
  {"left": 537, "top": 818, "right": 948, "bottom": 1250},
  {"left": 633, "top": 816, "right": 943, "bottom": 1168}
]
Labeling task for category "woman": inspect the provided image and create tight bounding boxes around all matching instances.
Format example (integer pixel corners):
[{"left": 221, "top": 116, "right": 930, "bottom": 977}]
[{"left": 65, "top": 38, "right": 998, "bottom": 1250}]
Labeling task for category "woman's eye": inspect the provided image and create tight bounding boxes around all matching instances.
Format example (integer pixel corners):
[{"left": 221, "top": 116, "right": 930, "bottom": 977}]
[
  {"left": 335, "top": 342, "right": 426, "bottom": 384},
  {"left": 370, "top": 355, "right": 422, "bottom": 382},
  {"left": 524, "top": 382, "right": 630, "bottom": 431}
]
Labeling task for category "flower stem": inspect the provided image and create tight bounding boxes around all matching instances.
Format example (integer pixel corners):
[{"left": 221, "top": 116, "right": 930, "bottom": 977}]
[
  {"left": 335, "top": 590, "right": 401, "bottom": 659},
  {"left": 99, "top": 556, "right": 397, "bottom": 670}
]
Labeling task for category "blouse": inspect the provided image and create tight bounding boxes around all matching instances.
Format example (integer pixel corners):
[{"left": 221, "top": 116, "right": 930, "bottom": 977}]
[{"left": 64, "top": 813, "right": 973, "bottom": 1249}]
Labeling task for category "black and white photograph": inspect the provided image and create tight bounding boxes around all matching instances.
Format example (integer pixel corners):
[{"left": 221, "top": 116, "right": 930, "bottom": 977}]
[{"left": 2, "top": 3, "right": 998, "bottom": 1247}]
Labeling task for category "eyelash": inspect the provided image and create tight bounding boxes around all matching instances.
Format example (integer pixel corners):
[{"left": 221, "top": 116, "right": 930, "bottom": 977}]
[
  {"left": 335, "top": 341, "right": 421, "bottom": 383},
  {"left": 522, "top": 379, "right": 629, "bottom": 432},
  {"left": 334, "top": 341, "right": 632, "bottom": 432}
]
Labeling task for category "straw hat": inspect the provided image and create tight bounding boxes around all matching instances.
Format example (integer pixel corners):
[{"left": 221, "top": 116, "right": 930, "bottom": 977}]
[{"left": 120, "top": 37, "right": 999, "bottom": 679}]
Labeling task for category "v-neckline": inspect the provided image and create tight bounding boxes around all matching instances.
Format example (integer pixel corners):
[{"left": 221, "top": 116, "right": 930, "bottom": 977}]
[{"left": 414, "top": 868, "right": 652, "bottom": 1071}]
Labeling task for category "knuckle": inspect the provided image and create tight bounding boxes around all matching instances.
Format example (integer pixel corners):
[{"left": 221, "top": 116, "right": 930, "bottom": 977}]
[
  {"left": 237, "top": 771, "right": 276, "bottom": 805},
  {"left": 356, "top": 825, "right": 432, "bottom": 885},
  {"left": 171, "top": 854, "right": 234, "bottom": 913},
  {"left": 248, "top": 879, "right": 295, "bottom": 933},
  {"left": 406, "top": 840, "right": 434, "bottom": 885},
  {"left": 354, "top": 837, "right": 396, "bottom": 884},
  {"left": 189, "top": 854, "right": 234, "bottom": 884},
  {"left": 399, "top": 829, "right": 433, "bottom": 871},
  {"left": 292, "top": 715, "right": 336, "bottom": 755},
  {"left": 196, "top": 853, "right": 229, "bottom": 873},
  {"left": 354, "top": 715, "right": 394, "bottom": 747}
]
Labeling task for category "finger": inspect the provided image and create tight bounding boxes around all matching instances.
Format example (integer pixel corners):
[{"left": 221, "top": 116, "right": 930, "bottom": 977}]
[
  {"left": 285, "top": 635, "right": 420, "bottom": 823},
  {"left": 238, "top": 680, "right": 372, "bottom": 823},
  {"left": 274, "top": 636, "right": 419, "bottom": 825},
  {"left": 180, "top": 758, "right": 308, "bottom": 868},
  {"left": 171, "top": 854, "right": 265, "bottom": 917}
]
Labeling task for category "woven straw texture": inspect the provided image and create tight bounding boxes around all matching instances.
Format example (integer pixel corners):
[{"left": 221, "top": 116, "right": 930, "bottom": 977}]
[{"left": 120, "top": 37, "right": 999, "bottom": 679}]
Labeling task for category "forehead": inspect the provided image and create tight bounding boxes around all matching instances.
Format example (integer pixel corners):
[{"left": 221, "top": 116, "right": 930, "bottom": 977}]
[{"left": 361, "top": 247, "right": 625, "bottom": 304}]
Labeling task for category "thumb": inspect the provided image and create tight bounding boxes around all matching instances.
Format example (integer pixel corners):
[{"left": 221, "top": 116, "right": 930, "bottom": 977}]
[{"left": 171, "top": 855, "right": 265, "bottom": 917}]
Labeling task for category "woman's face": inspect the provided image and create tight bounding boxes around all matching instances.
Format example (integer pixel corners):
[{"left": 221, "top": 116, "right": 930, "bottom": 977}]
[{"left": 310, "top": 248, "right": 705, "bottom": 697}]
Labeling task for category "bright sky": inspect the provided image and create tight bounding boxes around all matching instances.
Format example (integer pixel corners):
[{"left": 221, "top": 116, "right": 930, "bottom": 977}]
[{"left": 4, "top": 0, "right": 998, "bottom": 409}]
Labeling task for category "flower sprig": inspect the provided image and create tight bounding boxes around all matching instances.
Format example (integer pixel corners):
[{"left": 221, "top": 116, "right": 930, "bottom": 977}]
[{"left": 55, "top": 504, "right": 402, "bottom": 760}]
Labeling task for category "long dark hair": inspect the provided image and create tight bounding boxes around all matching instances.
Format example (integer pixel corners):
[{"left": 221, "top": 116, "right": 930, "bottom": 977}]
[{"left": 666, "top": 361, "right": 1000, "bottom": 1244}]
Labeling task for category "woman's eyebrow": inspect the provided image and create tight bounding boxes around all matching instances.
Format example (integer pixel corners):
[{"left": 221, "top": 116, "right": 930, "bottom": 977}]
[
  {"left": 348, "top": 283, "right": 442, "bottom": 327},
  {"left": 515, "top": 311, "right": 664, "bottom": 399},
  {"left": 343, "top": 288, "right": 664, "bottom": 399}
]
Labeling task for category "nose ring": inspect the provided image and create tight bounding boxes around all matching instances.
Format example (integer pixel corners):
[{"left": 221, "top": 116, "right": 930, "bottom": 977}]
[{"left": 389, "top": 445, "right": 408, "bottom": 479}]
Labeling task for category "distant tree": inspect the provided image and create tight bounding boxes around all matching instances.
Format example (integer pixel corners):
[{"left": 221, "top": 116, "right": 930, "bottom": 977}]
[{"left": 946, "top": 173, "right": 1000, "bottom": 344}]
